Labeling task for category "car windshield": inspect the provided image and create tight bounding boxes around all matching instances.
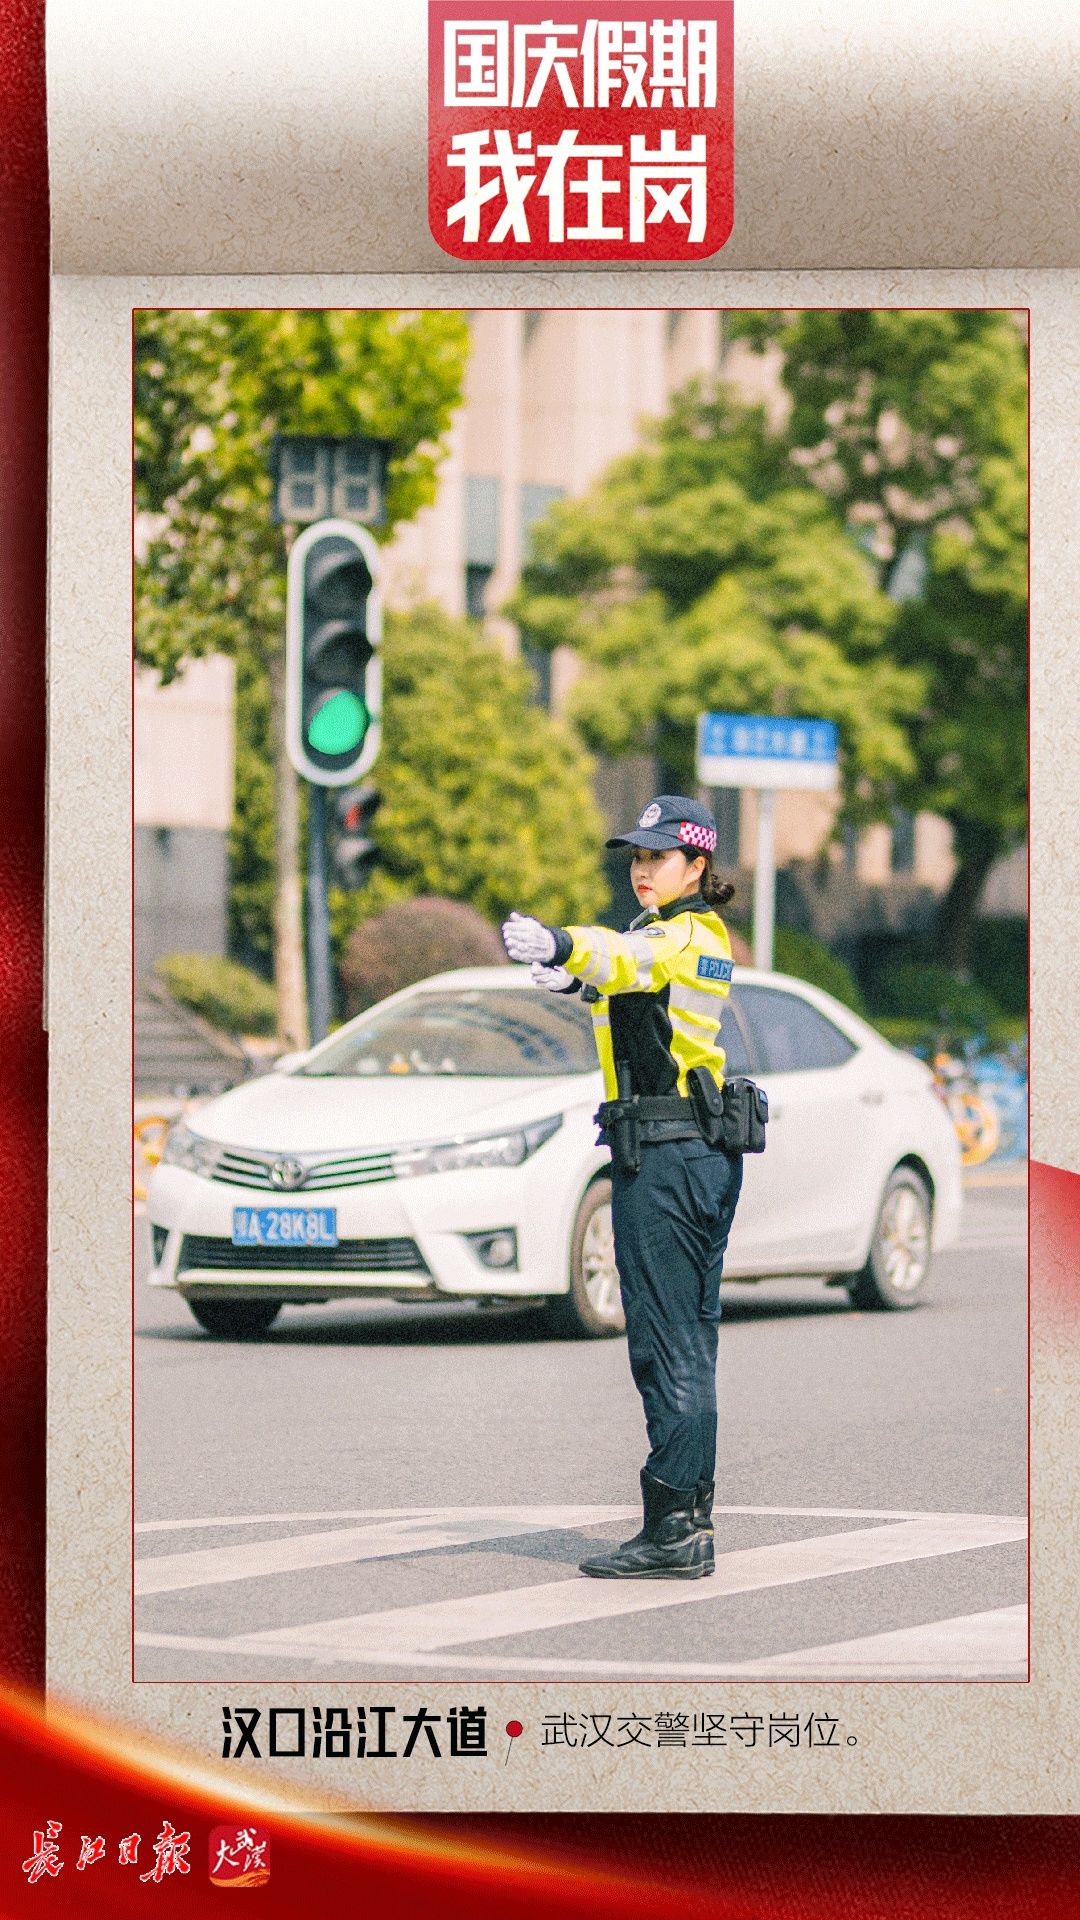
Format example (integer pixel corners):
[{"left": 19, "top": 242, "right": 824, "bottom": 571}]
[{"left": 297, "top": 988, "right": 599, "bottom": 1079}]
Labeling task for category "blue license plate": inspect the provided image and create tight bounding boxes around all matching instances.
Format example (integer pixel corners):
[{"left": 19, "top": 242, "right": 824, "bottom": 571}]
[{"left": 232, "top": 1206, "right": 338, "bottom": 1248}]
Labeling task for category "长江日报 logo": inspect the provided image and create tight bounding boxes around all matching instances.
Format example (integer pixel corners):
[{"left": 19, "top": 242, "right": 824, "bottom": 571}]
[
  {"left": 209, "top": 1825, "right": 271, "bottom": 1889},
  {"left": 428, "top": 1, "right": 733, "bottom": 262}
]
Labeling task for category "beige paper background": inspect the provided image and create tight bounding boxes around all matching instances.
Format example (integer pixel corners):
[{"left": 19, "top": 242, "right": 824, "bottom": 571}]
[
  {"left": 46, "top": 1, "right": 1080, "bottom": 273},
  {"left": 47, "top": 264, "right": 1056, "bottom": 1813}
]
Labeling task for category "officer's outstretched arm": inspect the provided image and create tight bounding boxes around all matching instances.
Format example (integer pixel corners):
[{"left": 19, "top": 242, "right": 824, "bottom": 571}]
[{"left": 556, "top": 921, "right": 692, "bottom": 995}]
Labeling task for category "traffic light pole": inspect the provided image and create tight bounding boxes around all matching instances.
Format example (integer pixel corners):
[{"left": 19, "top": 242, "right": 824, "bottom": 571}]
[
  {"left": 306, "top": 783, "right": 333, "bottom": 1045},
  {"left": 283, "top": 514, "right": 383, "bottom": 1047}
]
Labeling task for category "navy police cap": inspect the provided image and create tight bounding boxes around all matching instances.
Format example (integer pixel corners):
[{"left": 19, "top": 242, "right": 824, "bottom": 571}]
[{"left": 605, "top": 794, "right": 718, "bottom": 855}]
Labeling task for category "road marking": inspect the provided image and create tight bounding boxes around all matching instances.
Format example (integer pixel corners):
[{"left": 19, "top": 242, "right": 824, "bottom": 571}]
[
  {"left": 136, "top": 1509, "right": 443, "bottom": 1535},
  {"left": 741, "top": 1603, "right": 1027, "bottom": 1680},
  {"left": 136, "top": 1604, "right": 1028, "bottom": 1682},
  {"left": 134, "top": 1506, "right": 640, "bottom": 1596},
  {"left": 134, "top": 1500, "right": 952, "bottom": 1538},
  {"left": 141, "top": 1511, "right": 1025, "bottom": 1661}
]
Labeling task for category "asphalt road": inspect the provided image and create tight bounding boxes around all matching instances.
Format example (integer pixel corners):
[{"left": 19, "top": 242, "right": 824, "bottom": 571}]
[{"left": 134, "top": 1176, "right": 1027, "bottom": 1683}]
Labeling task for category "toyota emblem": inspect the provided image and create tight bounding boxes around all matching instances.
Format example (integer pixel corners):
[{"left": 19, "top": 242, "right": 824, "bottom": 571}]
[{"left": 269, "top": 1158, "right": 307, "bottom": 1192}]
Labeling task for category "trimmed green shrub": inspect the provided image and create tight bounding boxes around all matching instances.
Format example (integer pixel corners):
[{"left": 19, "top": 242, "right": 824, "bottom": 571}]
[
  {"left": 872, "top": 1014, "right": 1027, "bottom": 1051},
  {"left": 878, "top": 960, "right": 1000, "bottom": 1034},
  {"left": 970, "top": 916, "right": 1028, "bottom": 1018},
  {"left": 339, "top": 896, "right": 508, "bottom": 1016},
  {"left": 156, "top": 952, "right": 277, "bottom": 1037},
  {"left": 771, "top": 927, "right": 865, "bottom": 1012}
]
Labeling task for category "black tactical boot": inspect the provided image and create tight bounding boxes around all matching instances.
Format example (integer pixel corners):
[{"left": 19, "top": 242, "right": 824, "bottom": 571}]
[
  {"left": 694, "top": 1479, "right": 715, "bottom": 1534},
  {"left": 579, "top": 1468, "right": 714, "bottom": 1579}
]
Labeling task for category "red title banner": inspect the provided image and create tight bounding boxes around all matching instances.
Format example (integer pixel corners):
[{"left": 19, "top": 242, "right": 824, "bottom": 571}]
[{"left": 428, "top": 1, "right": 733, "bottom": 261}]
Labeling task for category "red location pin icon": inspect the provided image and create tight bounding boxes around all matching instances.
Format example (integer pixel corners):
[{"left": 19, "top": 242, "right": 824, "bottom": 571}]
[{"left": 504, "top": 1719, "right": 523, "bottom": 1764}]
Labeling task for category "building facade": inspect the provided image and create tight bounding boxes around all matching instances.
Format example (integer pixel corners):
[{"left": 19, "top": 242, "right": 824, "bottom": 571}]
[
  {"left": 381, "top": 310, "right": 1023, "bottom": 944},
  {"left": 134, "top": 655, "right": 235, "bottom": 975},
  {"left": 133, "top": 310, "right": 1024, "bottom": 973}
]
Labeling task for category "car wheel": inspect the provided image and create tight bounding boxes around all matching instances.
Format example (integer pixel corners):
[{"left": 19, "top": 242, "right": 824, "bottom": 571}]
[
  {"left": 546, "top": 1178, "right": 625, "bottom": 1338},
  {"left": 188, "top": 1298, "right": 282, "bottom": 1339},
  {"left": 846, "top": 1167, "right": 932, "bottom": 1311}
]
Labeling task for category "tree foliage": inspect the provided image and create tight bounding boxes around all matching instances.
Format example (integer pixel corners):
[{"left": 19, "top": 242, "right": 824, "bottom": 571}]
[
  {"left": 730, "top": 310, "right": 1028, "bottom": 963},
  {"left": 134, "top": 313, "right": 609, "bottom": 974},
  {"left": 327, "top": 605, "right": 610, "bottom": 957},
  {"left": 135, "top": 307, "right": 473, "bottom": 682},
  {"left": 509, "top": 385, "right": 922, "bottom": 819},
  {"left": 207, "top": 604, "right": 610, "bottom": 972}
]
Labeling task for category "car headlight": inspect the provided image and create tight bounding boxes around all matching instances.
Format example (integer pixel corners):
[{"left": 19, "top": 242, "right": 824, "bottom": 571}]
[
  {"left": 161, "top": 1122, "right": 224, "bottom": 1178},
  {"left": 391, "top": 1113, "right": 563, "bottom": 1179}
]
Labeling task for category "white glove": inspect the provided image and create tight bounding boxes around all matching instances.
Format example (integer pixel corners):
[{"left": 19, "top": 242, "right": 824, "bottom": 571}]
[
  {"left": 502, "top": 912, "right": 558, "bottom": 964},
  {"left": 531, "top": 961, "right": 574, "bottom": 992}
]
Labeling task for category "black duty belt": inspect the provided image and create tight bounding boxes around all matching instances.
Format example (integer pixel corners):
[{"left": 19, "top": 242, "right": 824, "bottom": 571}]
[
  {"left": 596, "top": 1094, "right": 701, "bottom": 1137},
  {"left": 594, "top": 1071, "right": 769, "bottom": 1173},
  {"left": 594, "top": 1094, "right": 702, "bottom": 1175}
]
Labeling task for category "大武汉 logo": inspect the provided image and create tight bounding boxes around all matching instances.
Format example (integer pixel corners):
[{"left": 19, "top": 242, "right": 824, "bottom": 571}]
[
  {"left": 269, "top": 1158, "right": 307, "bottom": 1191},
  {"left": 208, "top": 1826, "right": 270, "bottom": 1889}
]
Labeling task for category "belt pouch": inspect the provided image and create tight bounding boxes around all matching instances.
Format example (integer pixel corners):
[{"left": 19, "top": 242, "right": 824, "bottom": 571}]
[
  {"left": 686, "top": 1066, "right": 726, "bottom": 1147},
  {"left": 720, "top": 1078, "right": 769, "bottom": 1153}
]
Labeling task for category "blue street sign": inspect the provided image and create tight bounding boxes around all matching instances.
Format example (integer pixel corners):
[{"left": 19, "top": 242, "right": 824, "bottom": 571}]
[{"left": 697, "top": 712, "right": 839, "bottom": 791}]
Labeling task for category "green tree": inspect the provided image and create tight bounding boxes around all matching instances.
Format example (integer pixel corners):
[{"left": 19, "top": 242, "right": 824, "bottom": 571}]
[
  {"left": 135, "top": 308, "right": 471, "bottom": 1041},
  {"left": 227, "top": 603, "right": 610, "bottom": 966},
  {"left": 327, "top": 604, "right": 609, "bottom": 954},
  {"left": 509, "top": 384, "right": 923, "bottom": 824},
  {"left": 730, "top": 309, "right": 1028, "bottom": 969}
]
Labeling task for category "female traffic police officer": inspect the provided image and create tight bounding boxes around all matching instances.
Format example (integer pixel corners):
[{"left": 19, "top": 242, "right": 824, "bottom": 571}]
[{"left": 502, "top": 795, "right": 742, "bottom": 1582}]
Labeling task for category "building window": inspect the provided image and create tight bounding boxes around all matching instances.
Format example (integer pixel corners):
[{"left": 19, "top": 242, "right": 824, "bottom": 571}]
[
  {"left": 522, "top": 643, "right": 553, "bottom": 709},
  {"left": 520, "top": 483, "right": 565, "bottom": 561},
  {"left": 465, "top": 563, "right": 494, "bottom": 620},
  {"left": 891, "top": 808, "right": 916, "bottom": 874},
  {"left": 465, "top": 474, "right": 500, "bottom": 566},
  {"left": 464, "top": 474, "right": 499, "bottom": 617},
  {"left": 518, "top": 484, "right": 565, "bottom": 703}
]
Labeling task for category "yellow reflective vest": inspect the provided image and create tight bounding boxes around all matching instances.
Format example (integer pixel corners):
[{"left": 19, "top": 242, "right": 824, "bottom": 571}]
[{"left": 559, "top": 893, "right": 734, "bottom": 1101}]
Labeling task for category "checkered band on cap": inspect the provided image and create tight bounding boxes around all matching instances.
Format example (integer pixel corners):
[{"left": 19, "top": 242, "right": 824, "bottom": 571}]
[{"left": 678, "top": 820, "right": 717, "bottom": 852}]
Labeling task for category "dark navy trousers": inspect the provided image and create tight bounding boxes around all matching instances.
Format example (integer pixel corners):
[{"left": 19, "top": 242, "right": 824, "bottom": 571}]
[{"left": 611, "top": 1138, "right": 743, "bottom": 1491}]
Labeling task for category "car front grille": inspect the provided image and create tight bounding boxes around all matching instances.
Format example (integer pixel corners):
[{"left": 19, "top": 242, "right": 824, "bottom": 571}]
[
  {"left": 178, "top": 1234, "right": 429, "bottom": 1275},
  {"left": 209, "top": 1147, "right": 396, "bottom": 1192}
]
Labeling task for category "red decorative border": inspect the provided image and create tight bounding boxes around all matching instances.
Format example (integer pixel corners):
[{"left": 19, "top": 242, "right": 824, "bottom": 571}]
[
  {"left": 0, "top": 0, "right": 48, "bottom": 1695},
  {"left": 1, "top": 1661, "right": 1080, "bottom": 1916}
]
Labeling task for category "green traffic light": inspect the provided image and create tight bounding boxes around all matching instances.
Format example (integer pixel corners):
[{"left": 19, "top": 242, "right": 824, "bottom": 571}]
[{"left": 307, "top": 689, "right": 368, "bottom": 756}]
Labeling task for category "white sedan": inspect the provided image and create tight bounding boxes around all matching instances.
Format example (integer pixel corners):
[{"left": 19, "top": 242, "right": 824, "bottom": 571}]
[{"left": 145, "top": 965, "right": 962, "bottom": 1340}]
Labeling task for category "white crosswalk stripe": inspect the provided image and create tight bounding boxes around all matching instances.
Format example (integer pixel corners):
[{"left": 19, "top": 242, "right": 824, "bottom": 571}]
[
  {"left": 740, "top": 1602, "right": 1027, "bottom": 1680},
  {"left": 135, "top": 1507, "right": 639, "bottom": 1596},
  {"left": 135, "top": 1503, "right": 1027, "bottom": 1680}
]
